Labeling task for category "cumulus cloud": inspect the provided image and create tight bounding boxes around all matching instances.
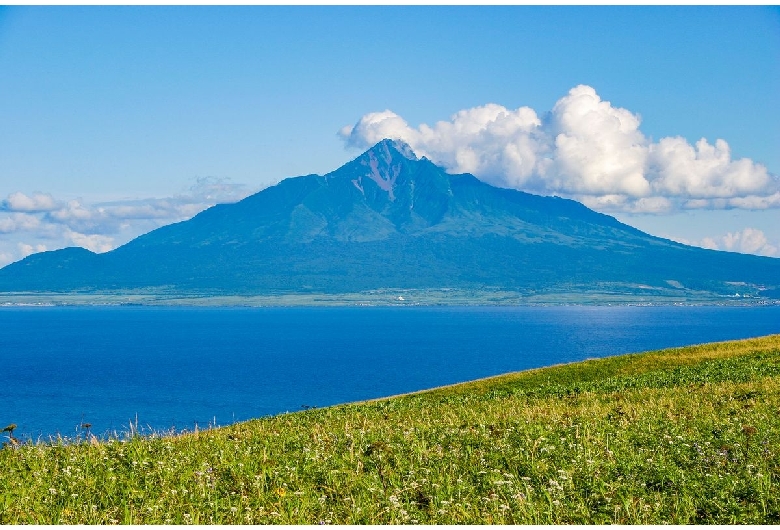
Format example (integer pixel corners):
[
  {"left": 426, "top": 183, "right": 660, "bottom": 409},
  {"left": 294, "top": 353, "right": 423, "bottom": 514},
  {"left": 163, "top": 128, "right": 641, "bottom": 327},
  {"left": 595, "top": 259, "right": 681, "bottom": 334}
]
[
  {"left": 0, "top": 176, "right": 254, "bottom": 267},
  {"left": 1, "top": 192, "right": 60, "bottom": 212},
  {"left": 548, "top": 86, "right": 650, "bottom": 198},
  {"left": 340, "top": 104, "right": 548, "bottom": 192},
  {"left": 0, "top": 213, "right": 42, "bottom": 234},
  {"left": 700, "top": 228, "right": 779, "bottom": 257},
  {"left": 65, "top": 230, "right": 115, "bottom": 253},
  {"left": 18, "top": 242, "right": 47, "bottom": 258},
  {"left": 340, "top": 85, "right": 778, "bottom": 214},
  {"left": 649, "top": 137, "right": 776, "bottom": 201}
]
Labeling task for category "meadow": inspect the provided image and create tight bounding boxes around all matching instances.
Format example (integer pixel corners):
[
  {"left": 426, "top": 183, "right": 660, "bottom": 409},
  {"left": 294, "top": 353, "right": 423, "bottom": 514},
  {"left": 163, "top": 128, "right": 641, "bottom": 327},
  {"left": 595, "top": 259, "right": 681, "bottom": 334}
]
[{"left": 1, "top": 334, "right": 778, "bottom": 524}]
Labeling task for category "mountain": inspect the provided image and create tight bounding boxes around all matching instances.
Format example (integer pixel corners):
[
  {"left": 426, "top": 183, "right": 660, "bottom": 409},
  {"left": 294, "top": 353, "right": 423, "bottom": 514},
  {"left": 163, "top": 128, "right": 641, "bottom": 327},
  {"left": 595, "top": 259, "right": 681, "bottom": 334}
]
[{"left": 1, "top": 139, "right": 779, "bottom": 301}]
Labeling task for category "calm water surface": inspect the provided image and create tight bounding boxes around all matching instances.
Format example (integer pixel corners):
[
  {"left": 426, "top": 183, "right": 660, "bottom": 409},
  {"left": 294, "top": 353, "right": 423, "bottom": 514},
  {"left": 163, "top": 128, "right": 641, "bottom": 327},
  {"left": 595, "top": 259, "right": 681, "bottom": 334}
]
[{"left": 1, "top": 305, "right": 779, "bottom": 439}]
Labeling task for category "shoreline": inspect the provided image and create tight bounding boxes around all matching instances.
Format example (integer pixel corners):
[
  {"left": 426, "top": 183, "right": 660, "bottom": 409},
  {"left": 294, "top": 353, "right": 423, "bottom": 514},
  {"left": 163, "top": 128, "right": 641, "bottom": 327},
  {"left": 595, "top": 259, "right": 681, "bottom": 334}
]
[{"left": 1, "top": 289, "right": 778, "bottom": 308}]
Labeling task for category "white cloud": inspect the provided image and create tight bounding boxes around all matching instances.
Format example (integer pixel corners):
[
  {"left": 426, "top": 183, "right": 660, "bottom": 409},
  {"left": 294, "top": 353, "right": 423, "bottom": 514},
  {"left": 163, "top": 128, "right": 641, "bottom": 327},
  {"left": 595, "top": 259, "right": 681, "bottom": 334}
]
[
  {"left": 18, "top": 242, "right": 47, "bottom": 258},
  {"left": 340, "top": 85, "right": 778, "bottom": 215},
  {"left": 0, "top": 213, "right": 42, "bottom": 233},
  {"left": 0, "top": 176, "right": 255, "bottom": 267},
  {"left": 339, "top": 111, "right": 416, "bottom": 151},
  {"left": 648, "top": 137, "right": 774, "bottom": 199},
  {"left": 548, "top": 85, "right": 650, "bottom": 198},
  {"left": 698, "top": 228, "right": 778, "bottom": 257},
  {"left": 1, "top": 192, "right": 60, "bottom": 212},
  {"left": 48, "top": 200, "right": 96, "bottom": 226},
  {"left": 581, "top": 195, "right": 674, "bottom": 215},
  {"left": 342, "top": 104, "right": 548, "bottom": 192},
  {"left": 65, "top": 230, "right": 115, "bottom": 253},
  {"left": 720, "top": 192, "right": 780, "bottom": 210}
]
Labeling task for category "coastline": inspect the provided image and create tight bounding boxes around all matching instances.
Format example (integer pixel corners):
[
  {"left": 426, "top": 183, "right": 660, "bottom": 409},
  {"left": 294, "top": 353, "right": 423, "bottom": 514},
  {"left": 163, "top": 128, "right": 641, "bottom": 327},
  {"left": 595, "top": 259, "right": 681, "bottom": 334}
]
[{"left": 1, "top": 286, "right": 778, "bottom": 308}]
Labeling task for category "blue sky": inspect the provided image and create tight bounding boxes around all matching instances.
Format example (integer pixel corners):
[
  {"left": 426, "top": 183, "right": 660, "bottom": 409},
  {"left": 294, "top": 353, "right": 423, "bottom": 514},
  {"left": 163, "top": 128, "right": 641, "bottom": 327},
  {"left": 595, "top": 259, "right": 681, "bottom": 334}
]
[{"left": 0, "top": 6, "right": 778, "bottom": 266}]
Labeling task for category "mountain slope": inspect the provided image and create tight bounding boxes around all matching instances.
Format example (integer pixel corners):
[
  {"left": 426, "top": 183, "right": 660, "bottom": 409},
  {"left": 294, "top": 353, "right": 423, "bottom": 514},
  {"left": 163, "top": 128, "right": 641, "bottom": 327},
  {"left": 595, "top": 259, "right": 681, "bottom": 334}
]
[{"left": 1, "top": 139, "right": 778, "bottom": 299}]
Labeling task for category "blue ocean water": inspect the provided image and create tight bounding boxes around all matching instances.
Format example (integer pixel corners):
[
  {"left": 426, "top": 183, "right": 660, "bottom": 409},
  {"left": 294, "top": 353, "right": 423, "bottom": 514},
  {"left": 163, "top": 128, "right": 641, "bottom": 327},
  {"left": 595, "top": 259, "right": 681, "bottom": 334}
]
[{"left": 1, "top": 305, "right": 779, "bottom": 440}]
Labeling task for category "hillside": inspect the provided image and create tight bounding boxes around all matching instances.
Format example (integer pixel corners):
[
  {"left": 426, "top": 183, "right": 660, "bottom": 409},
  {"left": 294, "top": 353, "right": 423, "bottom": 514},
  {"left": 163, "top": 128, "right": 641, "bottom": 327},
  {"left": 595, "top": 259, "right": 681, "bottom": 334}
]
[
  {"left": 1, "top": 139, "right": 779, "bottom": 302},
  {"left": 1, "top": 335, "right": 778, "bottom": 523}
]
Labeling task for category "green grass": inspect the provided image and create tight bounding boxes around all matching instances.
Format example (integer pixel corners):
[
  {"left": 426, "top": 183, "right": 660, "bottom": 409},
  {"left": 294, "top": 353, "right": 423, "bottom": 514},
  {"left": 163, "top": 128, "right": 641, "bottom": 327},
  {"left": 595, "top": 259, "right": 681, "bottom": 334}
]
[{"left": 2, "top": 335, "right": 779, "bottom": 524}]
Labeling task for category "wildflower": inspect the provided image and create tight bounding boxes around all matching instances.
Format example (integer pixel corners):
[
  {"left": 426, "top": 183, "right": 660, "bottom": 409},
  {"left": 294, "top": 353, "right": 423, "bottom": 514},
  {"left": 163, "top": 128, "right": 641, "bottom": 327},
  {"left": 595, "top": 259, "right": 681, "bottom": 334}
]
[{"left": 275, "top": 487, "right": 286, "bottom": 497}]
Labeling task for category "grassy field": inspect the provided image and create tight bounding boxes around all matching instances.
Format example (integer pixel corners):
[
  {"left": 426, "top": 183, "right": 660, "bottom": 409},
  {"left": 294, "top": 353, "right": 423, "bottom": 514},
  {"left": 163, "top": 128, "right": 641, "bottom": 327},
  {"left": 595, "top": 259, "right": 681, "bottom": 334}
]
[{"left": 1, "top": 335, "right": 779, "bottom": 524}]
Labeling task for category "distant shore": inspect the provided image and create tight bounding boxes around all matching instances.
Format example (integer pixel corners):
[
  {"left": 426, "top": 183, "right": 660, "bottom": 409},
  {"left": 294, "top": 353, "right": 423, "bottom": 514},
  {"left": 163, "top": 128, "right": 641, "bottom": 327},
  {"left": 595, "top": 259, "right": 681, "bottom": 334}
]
[{"left": 1, "top": 286, "right": 778, "bottom": 308}]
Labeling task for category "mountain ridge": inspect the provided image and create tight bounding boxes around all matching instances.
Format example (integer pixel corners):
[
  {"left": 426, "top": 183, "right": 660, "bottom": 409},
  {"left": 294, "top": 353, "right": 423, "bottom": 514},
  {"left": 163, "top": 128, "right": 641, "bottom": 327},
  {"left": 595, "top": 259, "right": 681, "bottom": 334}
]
[{"left": 1, "top": 139, "right": 778, "bottom": 301}]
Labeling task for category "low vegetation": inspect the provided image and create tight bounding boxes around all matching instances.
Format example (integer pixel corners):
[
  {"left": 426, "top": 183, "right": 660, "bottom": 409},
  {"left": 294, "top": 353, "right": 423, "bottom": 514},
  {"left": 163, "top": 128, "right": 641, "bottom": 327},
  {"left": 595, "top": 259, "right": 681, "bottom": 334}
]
[{"left": 2, "top": 335, "right": 779, "bottom": 523}]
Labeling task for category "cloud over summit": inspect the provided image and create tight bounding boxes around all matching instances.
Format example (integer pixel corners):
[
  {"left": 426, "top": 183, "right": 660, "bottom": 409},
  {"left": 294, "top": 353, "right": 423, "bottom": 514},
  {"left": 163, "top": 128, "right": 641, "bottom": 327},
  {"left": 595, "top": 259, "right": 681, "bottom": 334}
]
[{"left": 340, "top": 85, "right": 778, "bottom": 214}]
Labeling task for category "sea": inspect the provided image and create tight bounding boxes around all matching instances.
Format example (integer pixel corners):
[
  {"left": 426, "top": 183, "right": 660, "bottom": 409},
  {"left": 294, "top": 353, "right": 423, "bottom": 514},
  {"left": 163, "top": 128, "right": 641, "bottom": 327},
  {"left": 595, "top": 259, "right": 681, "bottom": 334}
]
[{"left": 2, "top": 304, "right": 779, "bottom": 441}]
